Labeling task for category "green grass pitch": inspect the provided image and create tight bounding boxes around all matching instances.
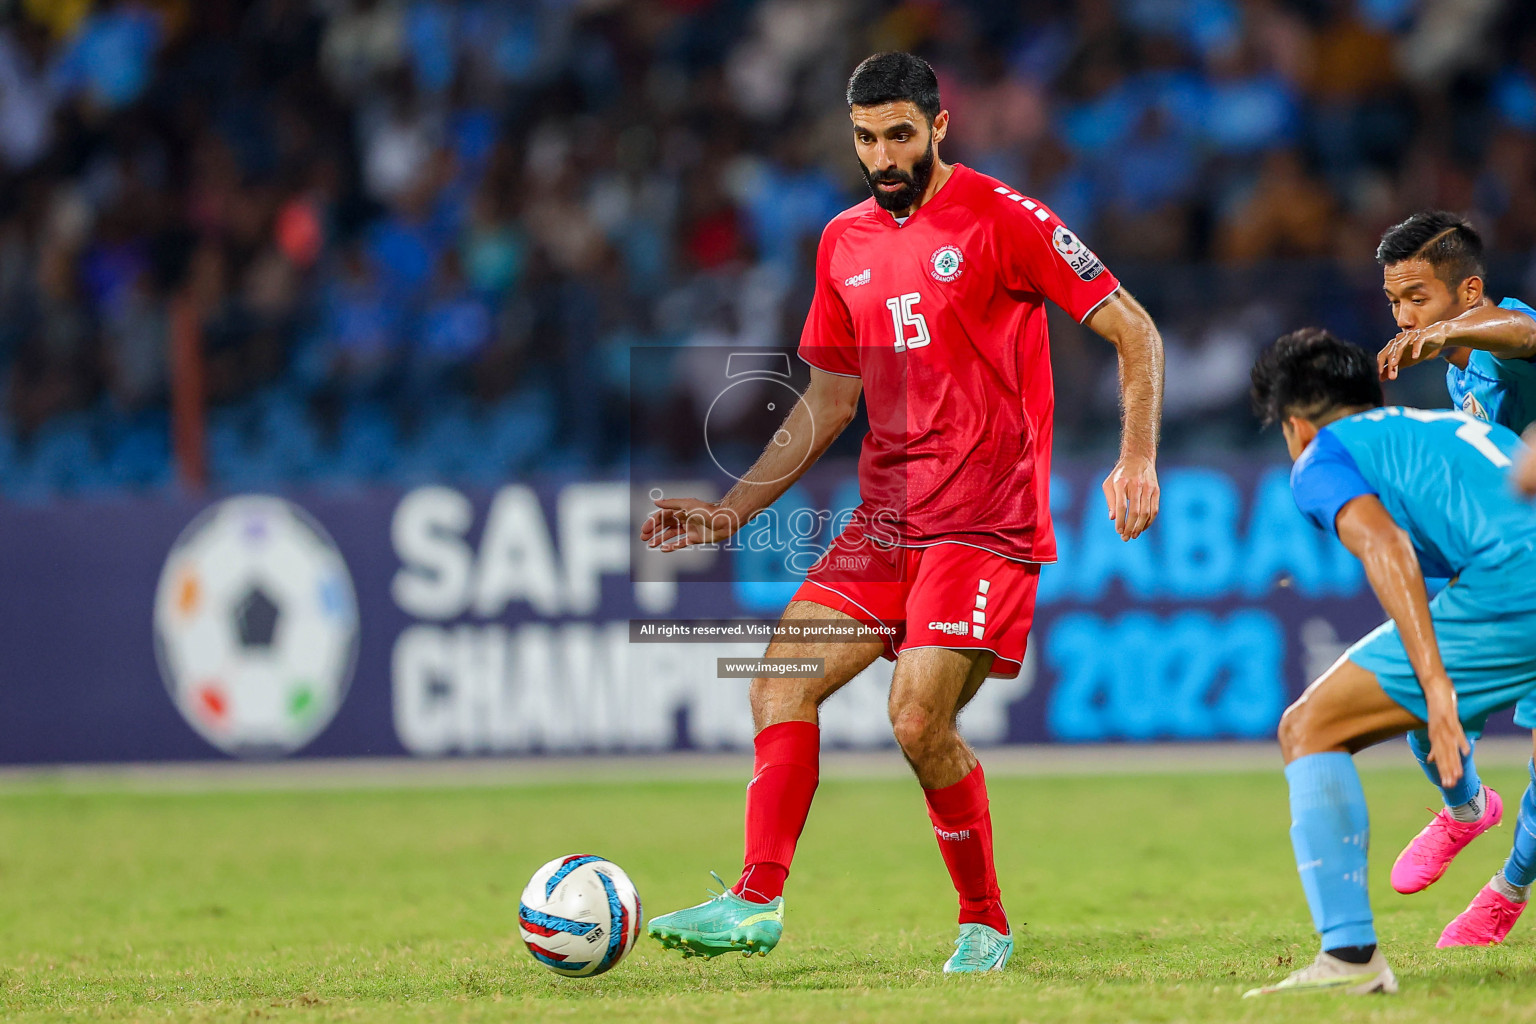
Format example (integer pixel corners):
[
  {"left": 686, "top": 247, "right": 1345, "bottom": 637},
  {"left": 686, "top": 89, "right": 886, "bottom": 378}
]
[{"left": 3, "top": 762, "right": 1536, "bottom": 1022}]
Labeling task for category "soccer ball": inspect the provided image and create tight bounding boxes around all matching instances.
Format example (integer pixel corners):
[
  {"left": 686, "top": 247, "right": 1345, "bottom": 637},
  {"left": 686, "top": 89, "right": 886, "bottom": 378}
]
[
  {"left": 519, "top": 855, "right": 643, "bottom": 977},
  {"left": 153, "top": 495, "right": 359, "bottom": 757}
]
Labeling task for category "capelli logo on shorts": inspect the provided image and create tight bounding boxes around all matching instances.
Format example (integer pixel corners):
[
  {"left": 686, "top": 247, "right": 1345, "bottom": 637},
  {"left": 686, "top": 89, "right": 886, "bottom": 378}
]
[{"left": 928, "top": 620, "right": 970, "bottom": 636}]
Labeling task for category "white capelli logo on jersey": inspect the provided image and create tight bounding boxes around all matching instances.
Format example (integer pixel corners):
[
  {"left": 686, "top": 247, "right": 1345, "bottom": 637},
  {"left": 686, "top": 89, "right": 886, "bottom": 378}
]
[
  {"left": 1052, "top": 225, "right": 1105, "bottom": 282},
  {"left": 844, "top": 268, "right": 871, "bottom": 287},
  {"left": 929, "top": 245, "right": 964, "bottom": 282}
]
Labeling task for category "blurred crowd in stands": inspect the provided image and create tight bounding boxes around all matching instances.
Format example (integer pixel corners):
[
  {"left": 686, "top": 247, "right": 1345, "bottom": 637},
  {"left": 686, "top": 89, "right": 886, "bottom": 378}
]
[{"left": 1, "top": 0, "right": 1535, "bottom": 497}]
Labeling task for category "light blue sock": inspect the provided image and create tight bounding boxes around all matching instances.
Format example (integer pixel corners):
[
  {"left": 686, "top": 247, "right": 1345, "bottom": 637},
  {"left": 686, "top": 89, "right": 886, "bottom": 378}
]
[
  {"left": 1503, "top": 760, "right": 1536, "bottom": 888},
  {"left": 1407, "top": 729, "right": 1480, "bottom": 807},
  {"left": 1285, "top": 752, "right": 1377, "bottom": 951}
]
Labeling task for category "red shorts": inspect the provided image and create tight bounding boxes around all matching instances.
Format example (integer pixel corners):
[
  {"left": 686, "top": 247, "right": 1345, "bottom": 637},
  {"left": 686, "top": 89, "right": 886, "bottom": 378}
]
[{"left": 790, "top": 523, "right": 1041, "bottom": 678}]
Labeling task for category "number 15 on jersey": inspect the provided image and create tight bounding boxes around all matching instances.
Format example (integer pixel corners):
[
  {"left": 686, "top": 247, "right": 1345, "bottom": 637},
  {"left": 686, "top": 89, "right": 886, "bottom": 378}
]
[{"left": 885, "top": 293, "right": 930, "bottom": 352}]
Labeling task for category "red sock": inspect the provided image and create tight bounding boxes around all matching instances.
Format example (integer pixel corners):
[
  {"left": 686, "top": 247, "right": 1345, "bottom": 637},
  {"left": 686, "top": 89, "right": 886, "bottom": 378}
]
[
  {"left": 924, "top": 764, "right": 1008, "bottom": 933},
  {"left": 732, "top": 721, "right": 819, "bottom": 904}
]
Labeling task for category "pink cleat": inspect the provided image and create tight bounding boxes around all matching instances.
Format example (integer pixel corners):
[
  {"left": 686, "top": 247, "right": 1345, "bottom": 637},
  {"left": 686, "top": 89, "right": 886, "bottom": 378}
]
[
  {"left": 1390, "top": 786, "right": 1503, "bottom": 894},
  {"left": 1438, "top": 879, "right": 1527, "bottom": 947}
]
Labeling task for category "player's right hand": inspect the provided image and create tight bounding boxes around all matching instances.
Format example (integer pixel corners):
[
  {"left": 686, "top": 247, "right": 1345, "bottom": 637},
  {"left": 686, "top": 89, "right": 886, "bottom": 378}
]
[
  {"left": 1422, "top": 683, "right": 1470, "bottom": 789},
  {"left": 641, "top": 498, "right": 743, "bottom": 552},
  {"left": 1102, "top": 455, "right": 1159, "bottom": 541},
  {"left": 1377, "top": 323, "right": 1449, "bottom": 380}
]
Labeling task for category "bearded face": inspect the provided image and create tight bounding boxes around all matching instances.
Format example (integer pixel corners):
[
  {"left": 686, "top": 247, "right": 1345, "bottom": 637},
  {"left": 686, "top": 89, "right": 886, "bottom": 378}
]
[
  {"left": 860, "top": 135, "right": 935, "bottom": 214},
  {"left": 851, "top": 101, "right": 945, "bottom": 216}
]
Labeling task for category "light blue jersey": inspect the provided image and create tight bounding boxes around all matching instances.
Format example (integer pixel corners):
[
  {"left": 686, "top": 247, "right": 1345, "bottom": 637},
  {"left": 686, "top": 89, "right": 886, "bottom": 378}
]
[
  {"left": 1291, "top": 407, "right": 1536, "bottom": 730},
  {"left": 1293, "top": 407, "right": 1536, "bottom": 582},
  {"left": 1445, "top": 297, "right": 1536, "bottom": 431},
  {"left": 1441, "top": 297, "right": 1536, "bottom": 729}
]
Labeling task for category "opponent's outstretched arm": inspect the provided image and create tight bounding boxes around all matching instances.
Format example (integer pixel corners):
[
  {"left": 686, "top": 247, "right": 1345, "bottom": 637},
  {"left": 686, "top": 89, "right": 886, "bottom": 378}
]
[
  {"left": 1334, "top": 493, "right": 1468, "bottom": 786},
  {"left": 642, "top": 366, "right": 863, "bottom": 551},
  {"left": 1085, "top": 288, "right": 1164, "bottom": 541},
  {"left": 1379, "top": 304, "right": 1536, "bottom": 378}
]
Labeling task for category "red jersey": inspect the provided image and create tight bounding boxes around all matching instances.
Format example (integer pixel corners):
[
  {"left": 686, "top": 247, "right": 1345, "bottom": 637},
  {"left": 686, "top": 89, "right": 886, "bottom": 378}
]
[{"left": 798, "top": 164, "right": 1120, "bottom": 563}]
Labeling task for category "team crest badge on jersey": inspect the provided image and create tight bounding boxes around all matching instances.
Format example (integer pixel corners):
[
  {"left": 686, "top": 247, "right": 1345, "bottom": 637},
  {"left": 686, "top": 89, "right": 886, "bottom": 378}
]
[
  {"left": 1462, "top": 391, "right": 1490, "bottom": 421},
  {"left": 929, "top": 245, "right": 964, "bottom": 283},
  {"left": 1052, "top": 225, "right": 1105, "bottom": 282}
]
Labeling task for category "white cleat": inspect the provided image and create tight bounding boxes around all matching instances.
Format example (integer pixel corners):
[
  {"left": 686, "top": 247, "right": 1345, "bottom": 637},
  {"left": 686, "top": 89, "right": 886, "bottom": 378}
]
[{"left": 1242, "top": 949, "right": 1397, "bottom": 998}]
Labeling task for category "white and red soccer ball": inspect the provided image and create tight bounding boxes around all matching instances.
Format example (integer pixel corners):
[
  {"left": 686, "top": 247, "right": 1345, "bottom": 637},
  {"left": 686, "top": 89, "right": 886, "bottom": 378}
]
[{"left": 519, "top": 855, "right": 642, "bottom": 977}]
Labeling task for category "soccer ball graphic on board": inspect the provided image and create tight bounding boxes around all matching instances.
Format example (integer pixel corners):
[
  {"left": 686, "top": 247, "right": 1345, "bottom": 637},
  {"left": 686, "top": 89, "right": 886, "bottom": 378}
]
[{"left": 153, "top": 495, "right": 359, "bottom": 757}]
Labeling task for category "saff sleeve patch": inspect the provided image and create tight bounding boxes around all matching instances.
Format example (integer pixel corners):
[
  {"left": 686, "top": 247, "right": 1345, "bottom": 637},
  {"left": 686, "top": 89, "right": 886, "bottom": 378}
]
[{"left": 1052, "top": 225, "right": 1105, "bottom": 282}]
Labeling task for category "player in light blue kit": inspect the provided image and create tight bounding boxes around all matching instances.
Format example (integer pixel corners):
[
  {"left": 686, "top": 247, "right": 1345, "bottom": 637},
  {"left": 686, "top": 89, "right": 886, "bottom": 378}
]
[
  {"left": 1374, "top": 212, "right": 1536, "bottom": 945},
  {"left": 1245, "top": 329, "right": 1536, "bottom": 996}
]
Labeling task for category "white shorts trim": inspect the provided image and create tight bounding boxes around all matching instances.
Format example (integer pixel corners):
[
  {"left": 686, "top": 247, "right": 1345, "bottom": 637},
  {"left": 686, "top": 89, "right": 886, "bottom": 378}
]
[
  {"left": 887, "top": 538, "right": 1054, "bottom": 565},
  {"left": 795, "top": 581, "right": 900, "bottom": 633},
  {"left": 893, "top": 643, "right": 1024, "bottom": 679},
  {"left": 797, "top": 584, "right": 1028, "bottom": 677}
]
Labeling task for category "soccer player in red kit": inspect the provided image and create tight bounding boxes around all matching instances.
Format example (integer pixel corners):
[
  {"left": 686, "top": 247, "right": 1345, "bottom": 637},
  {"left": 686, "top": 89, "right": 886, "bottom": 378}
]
[{"left": 641, "top": 52, "right": 1165, "bottom": 972}]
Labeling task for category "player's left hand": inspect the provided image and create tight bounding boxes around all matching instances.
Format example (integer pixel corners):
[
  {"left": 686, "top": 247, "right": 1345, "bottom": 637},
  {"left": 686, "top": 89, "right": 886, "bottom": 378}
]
[
  {"left": 1378, "top": 323, "right": 1449, "bottom": 380},
  {"left": 1102, "top": 455, "right": 1159, "bottom": 541}
]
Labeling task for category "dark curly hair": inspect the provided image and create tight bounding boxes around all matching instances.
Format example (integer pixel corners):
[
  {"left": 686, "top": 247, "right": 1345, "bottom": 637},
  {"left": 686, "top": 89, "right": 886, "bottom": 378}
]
[{"left": 1250, "top": 328, "right": 1384, "bottom": 427}]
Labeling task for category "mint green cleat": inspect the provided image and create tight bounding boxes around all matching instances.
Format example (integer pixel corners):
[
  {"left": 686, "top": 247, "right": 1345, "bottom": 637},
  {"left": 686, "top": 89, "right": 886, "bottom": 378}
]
[
  {"left": 647, "top": 873, "right": 784, "bottom": 959},
  {"left": 943, "top": 922, "right": 1013, "bottom": 973}
]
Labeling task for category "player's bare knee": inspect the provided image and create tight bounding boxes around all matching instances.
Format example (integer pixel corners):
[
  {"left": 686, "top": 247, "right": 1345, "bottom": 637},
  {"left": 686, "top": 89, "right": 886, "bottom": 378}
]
[
  {"left": 1277, "top": 699, "right": 1314, "bottom": 762},
  {"left": 748, "top": 675, "right": 784, "bottom": 711},
  {"left": 747, "top": 677, "right": 774, "bottom": 724},
  {"left": 749, "top": 677, "right": 817, "bottom": 729},
  {"left": 889, "top": 705, "right": 946, "bottom": 761},
  {"left": 888, "top": 705, "right": 925, "bottom": 749}
]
